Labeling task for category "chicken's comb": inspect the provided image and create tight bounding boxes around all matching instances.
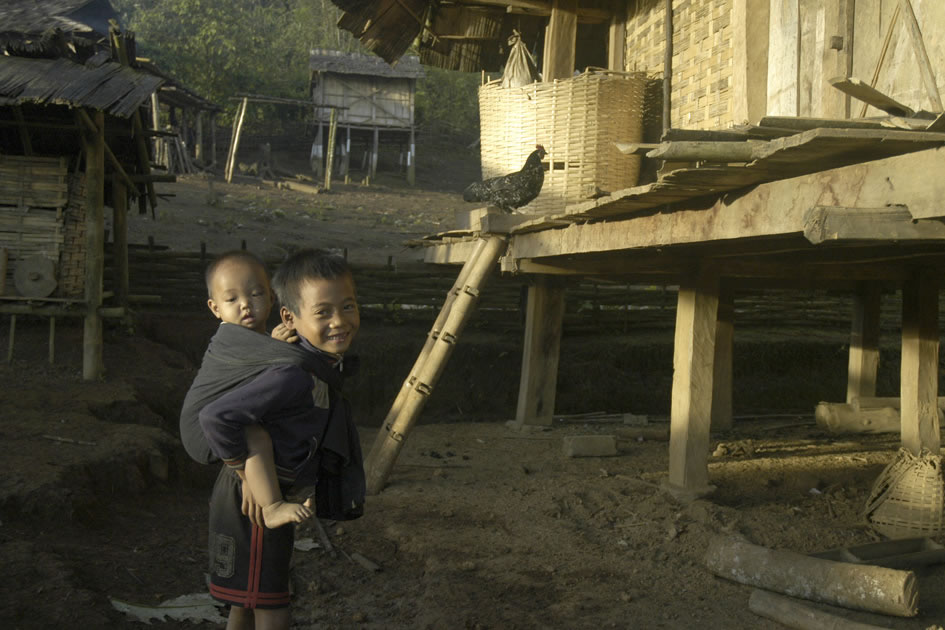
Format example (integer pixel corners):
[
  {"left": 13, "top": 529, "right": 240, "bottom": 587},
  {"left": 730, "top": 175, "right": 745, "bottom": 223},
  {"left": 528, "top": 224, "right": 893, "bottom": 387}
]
[{"left": 536, "top": 144, "right": 545, "bottom": 151}]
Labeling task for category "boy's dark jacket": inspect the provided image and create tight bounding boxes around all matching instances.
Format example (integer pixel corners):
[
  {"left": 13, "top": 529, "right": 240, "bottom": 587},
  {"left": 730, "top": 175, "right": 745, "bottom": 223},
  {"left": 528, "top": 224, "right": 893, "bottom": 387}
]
[{"left": 179, "top": 323, "right": 364, "bottom": 520}]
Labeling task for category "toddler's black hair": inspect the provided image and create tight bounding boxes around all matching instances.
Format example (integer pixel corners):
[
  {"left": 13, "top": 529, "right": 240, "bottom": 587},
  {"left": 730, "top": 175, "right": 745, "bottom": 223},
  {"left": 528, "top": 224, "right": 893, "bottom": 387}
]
[{"left": 204, "top": 250, "right": 268, "bottom": 298}]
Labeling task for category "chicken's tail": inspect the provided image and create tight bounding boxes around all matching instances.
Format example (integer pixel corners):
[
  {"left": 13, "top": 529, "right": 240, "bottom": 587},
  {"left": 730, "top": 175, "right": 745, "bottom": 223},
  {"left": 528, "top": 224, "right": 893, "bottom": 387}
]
[{"left": 463, "top": 182, "right": 486, "bottom": 202}]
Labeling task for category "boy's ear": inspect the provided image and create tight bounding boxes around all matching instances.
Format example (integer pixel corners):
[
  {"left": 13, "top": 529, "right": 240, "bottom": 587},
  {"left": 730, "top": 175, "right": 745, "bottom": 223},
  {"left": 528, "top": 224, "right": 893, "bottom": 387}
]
[
  {"left": 280, "top": 305, "right": 295, "bottom": 329},
  {"left": 207, "top": 298, "right": 222, "bottom": 320}
]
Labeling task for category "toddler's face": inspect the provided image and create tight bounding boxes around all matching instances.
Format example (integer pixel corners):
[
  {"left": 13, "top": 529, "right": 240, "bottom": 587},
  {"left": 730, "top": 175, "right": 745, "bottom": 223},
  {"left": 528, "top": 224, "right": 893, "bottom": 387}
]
[
  {"left": 282, "top": 274, "right": 359, "bottom": 355},
  {"left": 207, "top": 260, "right": 273, "bottom": 333}
]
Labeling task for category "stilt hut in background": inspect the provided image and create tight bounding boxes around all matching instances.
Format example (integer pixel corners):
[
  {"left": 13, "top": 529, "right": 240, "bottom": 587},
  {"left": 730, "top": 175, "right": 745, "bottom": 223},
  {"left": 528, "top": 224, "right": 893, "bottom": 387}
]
[
  {"left": 0, "top": 1, "right": 193, "bottom": 380},
  {"left": 333, "top": 1, "right": 945, "bottom": 520},
  {"left": 309, "top": 49, "right": 424, "bottom": 184}
]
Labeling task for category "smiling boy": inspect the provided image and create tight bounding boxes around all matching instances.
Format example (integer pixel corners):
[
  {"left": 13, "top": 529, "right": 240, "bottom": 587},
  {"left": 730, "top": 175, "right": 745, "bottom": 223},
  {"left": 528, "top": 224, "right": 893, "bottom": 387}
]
[{"left": 198, "top": 249, "right": 365, "bottom": 630}]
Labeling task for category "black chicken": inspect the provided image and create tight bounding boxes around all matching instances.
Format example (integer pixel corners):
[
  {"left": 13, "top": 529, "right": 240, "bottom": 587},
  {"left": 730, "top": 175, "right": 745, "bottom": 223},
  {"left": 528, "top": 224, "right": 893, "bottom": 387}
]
[{"left": 463, "top": 145, "right": 546, "bottom": 212}]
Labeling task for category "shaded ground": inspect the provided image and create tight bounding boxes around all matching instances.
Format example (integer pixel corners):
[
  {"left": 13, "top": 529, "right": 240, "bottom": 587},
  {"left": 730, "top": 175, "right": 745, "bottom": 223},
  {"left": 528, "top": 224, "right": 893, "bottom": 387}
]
[{"left": 3, "top": 146, "right": 945, "bottom": 629}]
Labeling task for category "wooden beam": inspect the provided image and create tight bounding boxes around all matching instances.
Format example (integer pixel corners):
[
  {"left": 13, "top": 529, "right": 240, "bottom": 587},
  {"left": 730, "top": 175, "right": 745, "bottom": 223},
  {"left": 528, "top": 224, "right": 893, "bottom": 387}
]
[
  {"left": 847, "top": 284, "right": 880, "bottom": 403},
  {"left": 646, "top": 141, "right": 765, "bottom": 162},
  {"left": 608, "top": 10, "right": 626, "bottom": 71},
  {"left": 542, "top": 0, "right": 577, "bottom": 81},
  {"left": 900, "top": 269, "right": 939, "bottom": 455},
  {"left": 515, "top": 276, "right": 566, "bottom": 426},
  {"left": 77, "top": 108, "right": 137, "bottom": 195},
  {"left": 666, "top": 266, "right": 718, "bottom": 496},
  {"left": 112, "top": 177, "right": 129, "bottom": 306},
  {"left": 662, "top": 0, "right": 673, "bottom": 133},
  {"left": 80, "top": 109, "right": 105, "bottom": 381},
  {"left": 767, "top": 0, "right": 799, "bottom": 116},
  {"left": 804, "top": 205, "right": 945, "bottom": 244}
]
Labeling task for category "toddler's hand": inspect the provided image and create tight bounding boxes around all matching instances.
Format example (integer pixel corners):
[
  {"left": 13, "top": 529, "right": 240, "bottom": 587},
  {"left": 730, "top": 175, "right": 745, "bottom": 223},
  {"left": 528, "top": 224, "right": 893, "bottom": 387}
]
[{"left": 271, "top": 323, "right": 299, "bottom": 344}]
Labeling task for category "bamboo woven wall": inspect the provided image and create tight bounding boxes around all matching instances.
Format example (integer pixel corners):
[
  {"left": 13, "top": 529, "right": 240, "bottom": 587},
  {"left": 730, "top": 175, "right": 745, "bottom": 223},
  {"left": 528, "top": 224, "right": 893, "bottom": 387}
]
[
  {"left": 478, "top": 70, "right": 646, "bottom": 213},
  {"left": 624, "top": 0, "right": 735, "bottom": 130}
]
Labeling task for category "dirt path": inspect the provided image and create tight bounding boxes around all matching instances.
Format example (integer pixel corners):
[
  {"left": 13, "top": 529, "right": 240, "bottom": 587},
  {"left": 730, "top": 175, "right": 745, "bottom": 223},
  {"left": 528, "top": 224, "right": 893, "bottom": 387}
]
[{"left": 2, "top": 171, "right": 945, "bottom": 629}]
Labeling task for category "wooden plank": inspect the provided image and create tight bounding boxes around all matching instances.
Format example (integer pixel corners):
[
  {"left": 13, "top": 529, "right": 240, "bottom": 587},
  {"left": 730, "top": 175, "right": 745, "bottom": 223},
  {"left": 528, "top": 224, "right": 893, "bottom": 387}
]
[
  {"left": 847, "top": 285, "right": 881, "bottom": 403},
  {"left": 900, "top": 270, "right": 939, "bottom": 455},
  {"left": 515, "top": 276, "right": 566, "bottom": 426},
  {"left": 667, "top": 267, "right": 718, "bottom": 496},
  {"left": 804, "top": 205, "right": 945, "bottom": 243},
  {"left": 542, "top": 0, "right": 577, "bottom": 81},
  {"left": 767, "top": 0, "right": 799, "bottom": 115},
  {"left": 647, "top": 141, "right": 765, "bottom": 163},
  {"left": 828, "top": 77, "right": 914, "bottom": 116}
]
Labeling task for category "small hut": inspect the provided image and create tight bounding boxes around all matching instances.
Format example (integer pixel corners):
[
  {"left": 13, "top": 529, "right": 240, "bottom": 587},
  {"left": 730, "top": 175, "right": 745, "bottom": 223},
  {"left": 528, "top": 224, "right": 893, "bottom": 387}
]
[{"left": 309, "top": 49, "right": 424, "bottom": 183}]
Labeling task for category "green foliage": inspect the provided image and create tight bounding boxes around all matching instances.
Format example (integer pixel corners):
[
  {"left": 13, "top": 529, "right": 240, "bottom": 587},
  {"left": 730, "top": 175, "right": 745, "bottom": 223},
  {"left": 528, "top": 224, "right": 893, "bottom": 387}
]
[{"left": 415, "top": 66, "right": 480, "bottom": 140}]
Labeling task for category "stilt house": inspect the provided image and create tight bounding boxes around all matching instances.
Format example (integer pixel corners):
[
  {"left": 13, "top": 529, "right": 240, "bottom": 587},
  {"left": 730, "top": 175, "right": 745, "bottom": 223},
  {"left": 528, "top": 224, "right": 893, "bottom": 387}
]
[
  {"left": 309, "top": 49, "right": 424, "bottom": 183},
  {"left": 332, "top": 0, "right": 945, "bottom": 508},
  {"left": 0, "top": 0, "right": 190, "bottom": 379}
]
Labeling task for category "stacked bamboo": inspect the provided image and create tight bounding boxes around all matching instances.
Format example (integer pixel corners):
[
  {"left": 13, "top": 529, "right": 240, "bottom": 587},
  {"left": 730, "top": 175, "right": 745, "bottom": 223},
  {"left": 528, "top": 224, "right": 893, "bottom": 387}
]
[{"left": 0, "top": 156, "right": 69, "bottom": 208}]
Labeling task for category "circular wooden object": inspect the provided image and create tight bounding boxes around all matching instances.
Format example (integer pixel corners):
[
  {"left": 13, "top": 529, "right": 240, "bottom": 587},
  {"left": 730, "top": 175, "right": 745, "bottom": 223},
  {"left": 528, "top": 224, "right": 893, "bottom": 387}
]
[{"left": 14, "top": 255, "right": 57, "bottom": 297}]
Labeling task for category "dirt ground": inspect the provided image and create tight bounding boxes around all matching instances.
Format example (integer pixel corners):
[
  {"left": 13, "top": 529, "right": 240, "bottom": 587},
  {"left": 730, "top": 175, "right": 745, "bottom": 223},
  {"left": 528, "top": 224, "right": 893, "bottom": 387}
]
[{"left": 2, "top": 145, "right": 945, "bottom": 629}]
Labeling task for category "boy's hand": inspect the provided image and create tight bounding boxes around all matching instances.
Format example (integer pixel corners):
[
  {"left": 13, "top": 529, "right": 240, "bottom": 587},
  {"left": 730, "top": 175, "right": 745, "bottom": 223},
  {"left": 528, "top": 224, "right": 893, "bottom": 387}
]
[
  {"left": 271, "top": 323, "right": 299, "bottom": 344},
  {"left": 236, "top": 470, "right": 264, "bottom": 527}
]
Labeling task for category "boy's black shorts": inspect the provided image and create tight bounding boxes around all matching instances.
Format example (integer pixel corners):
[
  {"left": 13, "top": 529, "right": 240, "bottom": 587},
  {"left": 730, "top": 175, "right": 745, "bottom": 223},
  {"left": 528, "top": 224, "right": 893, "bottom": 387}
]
[{"left": 207, "top": 466, "right": 294, "bottom": 609}]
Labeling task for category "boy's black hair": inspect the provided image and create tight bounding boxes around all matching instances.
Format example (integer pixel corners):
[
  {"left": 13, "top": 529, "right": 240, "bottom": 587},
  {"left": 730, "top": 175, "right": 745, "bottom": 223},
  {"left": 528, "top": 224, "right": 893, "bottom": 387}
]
[
  {"left": 272, "top": 249, "right": 352, "bottom": 314},
  {"left": 205, "top": 250, "right": 269, "bottom": 297}
]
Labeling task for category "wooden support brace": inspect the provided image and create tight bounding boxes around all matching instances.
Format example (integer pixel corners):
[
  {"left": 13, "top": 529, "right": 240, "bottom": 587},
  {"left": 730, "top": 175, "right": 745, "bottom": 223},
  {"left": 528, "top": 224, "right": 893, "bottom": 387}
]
[
  {"left": 803, "top": 205, "right": 945, "bottom": 244},
  {"left": 324, "top": 108, "right": 338, "bottom": 190},
  {"left": 828, "top": 77, "right": 914, "bottom": 117},
  {"left": 364, "top": 236, "right": 507, "bottom": 494},
  {"left": 225, "top": 98, "right": 249, "bottom": 183},
  {"left": 80, "top": 108, "right": 105, "bottom": 381},
  {"left": 710, "top": 284, "right": 734, "bottom": 431},
  {"left": 900, "top": 269, "right": 939, "bottom": 455},
  {"left": 666, "top": 267, "right": 719, "bottom": 496},
  {"left": 515, "top": 275, "right": 566, "bottom": 426}
]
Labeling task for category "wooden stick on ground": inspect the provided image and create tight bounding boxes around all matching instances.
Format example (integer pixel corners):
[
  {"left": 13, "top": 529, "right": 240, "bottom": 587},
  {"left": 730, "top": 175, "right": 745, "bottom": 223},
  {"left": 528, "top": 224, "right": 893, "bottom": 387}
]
[{"left": 749, "top": 589, "right": 893, "bottom": 630}]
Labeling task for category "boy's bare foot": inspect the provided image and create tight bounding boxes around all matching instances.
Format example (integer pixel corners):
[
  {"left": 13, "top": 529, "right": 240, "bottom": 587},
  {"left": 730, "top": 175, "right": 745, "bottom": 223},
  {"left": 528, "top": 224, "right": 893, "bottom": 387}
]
[{"left": 262, "top": 500, "right": 313, "bottom": 528}]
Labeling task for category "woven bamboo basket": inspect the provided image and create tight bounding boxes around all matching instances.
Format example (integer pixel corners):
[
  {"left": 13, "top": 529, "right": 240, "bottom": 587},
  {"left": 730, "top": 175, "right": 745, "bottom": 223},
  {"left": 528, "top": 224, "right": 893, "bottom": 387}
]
[
  {"left": 864, "top": 448, "right": 945, "bottom": 539},
  {"left": 477, "top": 68, "right": 646, "bottom": 214}
]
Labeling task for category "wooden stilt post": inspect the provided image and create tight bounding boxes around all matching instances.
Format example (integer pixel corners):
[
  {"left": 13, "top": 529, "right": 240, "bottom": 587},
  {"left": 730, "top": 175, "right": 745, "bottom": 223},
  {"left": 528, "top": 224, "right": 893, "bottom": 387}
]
[
  {"left": 666, "top": 266, "right": 719, "bottom": 497},
  {"left": 195, "top": 110, "right": 204, "bottom": 165},
  {"left": 515, "top": 275, "right": 566, "bottom": 426},
  {"left": 81, "top": 108, "right": 105, "bottom": 381},
  {"left": 112, "top": 177, "right": 129, "bottom": 306},
  {"left": 368, "top": 239, "right": 490, "bottom": 457},
  {"left": 312, "top": 121, "right": 324, "bottom": 178},
  {"left": 225, "top": 97, "right": 248, "bottom": 183},
  {"left": 710, "top": 283, "right": 734, "bottom": 431},
  {"left": 324, "top": 108, "right": 338, "bottom": 190},
  {"left": 342, "top": 126, "right": 351, "bottom": 179},
  {"left": 210, "top": 113, "right": 217, "bottom": 169},
  {"left": 365, "top": 236, "right": 507, "bottom": 494},
  {"left": 542, "top": 0, "right": 578, "bottom": 81},
  {"left": 48, "top": 317, "right": 55, "bottom": 365},
  {"left": 370, "top": 127, "right": 379, "bottom": 180},
  {"left": 406, "top": 126, "right": 416, "bottom": 186},
  {"left": 900, "top": 270, "right": 939, "bottom": 455},
  {"left": 847, "top": 284, "right": 881, "bottom": 403},
  {"left": 7, "top": 315, "right": 14, "bottom": 363}
]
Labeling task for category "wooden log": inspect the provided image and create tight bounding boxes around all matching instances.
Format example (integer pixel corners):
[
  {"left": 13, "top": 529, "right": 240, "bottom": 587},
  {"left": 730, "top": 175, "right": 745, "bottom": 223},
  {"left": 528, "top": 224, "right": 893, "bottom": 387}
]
[
  {"left": 815, "top": 402, "right": 903, "bottom": 434},
  {"left": 804, "top": 206, "right": 945, "bottom": 243},
  {"left": 748, "top": 589, "right": 892, "bottom": 630},
  {"left": 853, "top": 396, "right": 945, "bottom": 410},
  {"left": 646, "top": 141, "right": 763, "bottom": 162},
  {"left": 324, "top": 107, "right": 337, "bottom": 190},
  {"left": 705, "top": 537, "right": 918, "bottom": 617},
  {"left": 81, "top": 108, "right": 105, "bottom": 381}
]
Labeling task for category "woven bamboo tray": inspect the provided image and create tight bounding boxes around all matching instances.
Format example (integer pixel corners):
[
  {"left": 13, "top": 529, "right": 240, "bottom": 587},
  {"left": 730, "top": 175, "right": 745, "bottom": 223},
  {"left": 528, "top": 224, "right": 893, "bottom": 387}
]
[
  {"left": 478, "top": 68, "right": 646, "bottom": 214},
  {"left": 865, "top": 448, "right": 945, "bottom": 539}
]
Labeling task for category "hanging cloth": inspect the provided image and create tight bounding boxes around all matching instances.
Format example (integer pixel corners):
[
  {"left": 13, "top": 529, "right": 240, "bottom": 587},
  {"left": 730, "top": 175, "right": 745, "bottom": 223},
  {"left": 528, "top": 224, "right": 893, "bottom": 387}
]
[{"left": 501, "top": 30, "right": 540, "bottom": 88}]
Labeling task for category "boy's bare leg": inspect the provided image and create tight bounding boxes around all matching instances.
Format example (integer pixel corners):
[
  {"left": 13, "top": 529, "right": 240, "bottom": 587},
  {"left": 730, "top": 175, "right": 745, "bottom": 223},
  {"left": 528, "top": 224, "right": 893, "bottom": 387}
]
[
  {"left": 244, "top": 425, "right": 312, "bottom": 528},
  {"left": 226, "top": 606, "right": 254, "bottom": 630},
  {"left": 254, "top": 607, "right": 290, "bottom": 630}
]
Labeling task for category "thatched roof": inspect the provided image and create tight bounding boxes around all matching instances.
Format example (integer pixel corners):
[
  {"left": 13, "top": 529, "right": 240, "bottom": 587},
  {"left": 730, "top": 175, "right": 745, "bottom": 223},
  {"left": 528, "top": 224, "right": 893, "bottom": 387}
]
[
  {"left": 328, "top": 0, "right": 612, "bottom": 72},
  {"left": 0, "top": 0, "right": 117, "bottom": 36},
  {"left": 0, "top": 52, "right": 163, "bottom": 118},
  {"left": 309, "top": 49, "right": 424, "bottom": 79}
]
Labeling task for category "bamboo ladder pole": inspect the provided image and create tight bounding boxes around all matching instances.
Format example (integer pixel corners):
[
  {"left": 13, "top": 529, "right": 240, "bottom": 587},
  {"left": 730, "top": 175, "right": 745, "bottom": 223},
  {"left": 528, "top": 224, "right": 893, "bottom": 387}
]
[
  {"left": 225, "top": 98, "right": 249, "bottom": 183},
  {"left": 368, "top": 238, "right": 490, "bottom": 458},
  {"left": 365, "top": 235, "right": 507, "bottom": 494},
  {"left": 324, "top": 107, "right": 338, "bottom": 190}
]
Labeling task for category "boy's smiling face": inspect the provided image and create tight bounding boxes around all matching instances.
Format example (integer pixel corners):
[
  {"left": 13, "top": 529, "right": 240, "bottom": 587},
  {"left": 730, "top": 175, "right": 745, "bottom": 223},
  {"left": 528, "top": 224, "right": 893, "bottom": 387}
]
[
  {"left": 207, "top": 259, "right": 273, "bottom": 333},
  {"left": 281, "top": 273, "right": 359, "bottom": 355}
]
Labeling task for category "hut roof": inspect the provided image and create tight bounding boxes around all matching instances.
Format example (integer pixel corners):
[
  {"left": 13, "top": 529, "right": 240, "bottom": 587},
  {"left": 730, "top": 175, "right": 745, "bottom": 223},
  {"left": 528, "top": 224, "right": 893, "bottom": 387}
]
[
  {"left": 0, "top": 0, "right": 117, "bottom": 37},
  {"left": 309, "top": 49, "right": 424, "bottom": 79},
  {"left": 0, "top": 52, "right": 163, "bottom": 118}
]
